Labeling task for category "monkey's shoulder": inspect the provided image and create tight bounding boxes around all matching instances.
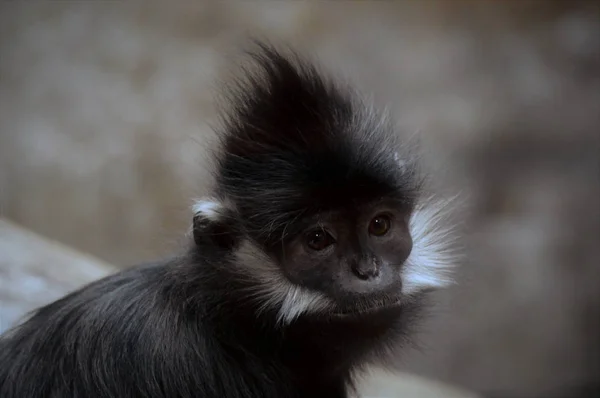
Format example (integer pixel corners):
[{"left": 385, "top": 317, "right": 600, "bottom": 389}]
[{"left": 0, "top": 260, "right": 240, "bottom": 397}]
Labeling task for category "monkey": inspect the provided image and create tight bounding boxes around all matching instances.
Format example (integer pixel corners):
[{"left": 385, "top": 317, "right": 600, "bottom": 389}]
[{"left": 0, "top": 43, "right": 458, "bottom": 398}]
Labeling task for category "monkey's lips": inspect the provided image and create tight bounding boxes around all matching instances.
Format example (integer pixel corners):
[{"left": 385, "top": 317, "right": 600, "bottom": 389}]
[{"left": 330, "top": 295, "right": 404, "bottom": 318}]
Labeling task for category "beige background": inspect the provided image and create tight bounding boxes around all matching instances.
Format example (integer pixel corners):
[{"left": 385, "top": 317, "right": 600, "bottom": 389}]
[{"left": 1, "top": 2, "right": 599, "bottom": 397}]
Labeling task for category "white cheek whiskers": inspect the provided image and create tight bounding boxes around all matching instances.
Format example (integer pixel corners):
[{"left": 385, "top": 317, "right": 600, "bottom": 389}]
[
  {"left": 233, "top": 240, "right": 335, "bottom": 326},
  {"left": 401, "top": 195, "right": 461, "bottom": 295}
]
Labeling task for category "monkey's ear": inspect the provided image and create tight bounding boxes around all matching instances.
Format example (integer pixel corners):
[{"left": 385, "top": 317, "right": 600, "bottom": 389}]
[{"left": 192, "top": 198, "right": 240, "bottom": 251}]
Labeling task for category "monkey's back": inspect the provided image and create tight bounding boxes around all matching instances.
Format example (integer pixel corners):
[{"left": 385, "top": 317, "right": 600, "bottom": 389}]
[{"left": 0, "top": 261, "right": 295, "bottom": 398}]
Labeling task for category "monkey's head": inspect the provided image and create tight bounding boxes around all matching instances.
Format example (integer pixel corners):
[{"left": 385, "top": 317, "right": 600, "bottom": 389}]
[{"left": 193, "top": 44, "right": 457, "bottom": 324}]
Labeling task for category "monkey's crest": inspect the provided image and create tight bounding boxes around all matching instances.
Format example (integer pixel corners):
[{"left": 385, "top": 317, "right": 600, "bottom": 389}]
[{"left": 214, "top": 45, "right": 422, "bottom": 243}]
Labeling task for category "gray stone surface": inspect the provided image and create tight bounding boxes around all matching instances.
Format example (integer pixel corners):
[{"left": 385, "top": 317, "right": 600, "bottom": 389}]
[
  {"left": 0, "top": 218, "right": 116, "bottom": 332},
  {"left": 358, "top": 369, "right": 480, "bottom": 398},
  {"left": 1, "top": 2, "right": 598, "bottom": 397}
]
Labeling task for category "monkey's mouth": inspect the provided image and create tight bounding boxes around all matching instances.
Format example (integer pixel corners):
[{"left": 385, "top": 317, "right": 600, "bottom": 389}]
[{"left": 330, "top": 296, "right": 403, "bottom": 318}]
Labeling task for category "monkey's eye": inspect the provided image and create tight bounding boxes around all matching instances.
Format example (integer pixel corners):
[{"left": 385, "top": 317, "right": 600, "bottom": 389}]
[
  {"left": 368, "top": 214, "right": 392, "bottom": 236},
  {"left": 305, "top": 228, "right": 335, "bottom": 251}
]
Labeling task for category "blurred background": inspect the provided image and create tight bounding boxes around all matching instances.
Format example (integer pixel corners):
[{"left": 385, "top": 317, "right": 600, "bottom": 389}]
[{"left": 0, "top": 1, "right": 599, "bottom": 397}]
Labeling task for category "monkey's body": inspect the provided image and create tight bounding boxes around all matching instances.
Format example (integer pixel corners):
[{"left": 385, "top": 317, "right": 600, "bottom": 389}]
[
  {"left": 0, "top": 257, "right": 420, "bottom": 398},
  {"left": 0, "top": 44, "right": 457, "bottom": 398}
]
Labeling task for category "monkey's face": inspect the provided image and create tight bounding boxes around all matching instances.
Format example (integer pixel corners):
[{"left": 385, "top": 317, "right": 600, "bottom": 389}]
[
  {"left": 274, "top": 200, "right": 413, "bottom": 315},
  {"left": 193, "top": 193, "right": 455, "bottom": 324}
]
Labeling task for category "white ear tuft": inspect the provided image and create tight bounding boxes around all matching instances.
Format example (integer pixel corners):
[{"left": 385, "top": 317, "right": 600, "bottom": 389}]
[{"left": 192, "top": 198, "right": 226, "bottom": 221}]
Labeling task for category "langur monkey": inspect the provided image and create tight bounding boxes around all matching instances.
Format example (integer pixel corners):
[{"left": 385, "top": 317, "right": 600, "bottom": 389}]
[{"left": 0, "top": 43, "right": 458, "bottom": 398}]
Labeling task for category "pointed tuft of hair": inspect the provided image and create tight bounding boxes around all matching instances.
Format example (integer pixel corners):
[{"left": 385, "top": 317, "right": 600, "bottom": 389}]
[{"left": 213, "top": 43, "right": 419, "bottom": 245}]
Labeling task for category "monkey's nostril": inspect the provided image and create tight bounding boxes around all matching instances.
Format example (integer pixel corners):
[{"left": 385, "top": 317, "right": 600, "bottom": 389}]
[{"left": 351, "top": 263, "right": 380, "bottom": 280}]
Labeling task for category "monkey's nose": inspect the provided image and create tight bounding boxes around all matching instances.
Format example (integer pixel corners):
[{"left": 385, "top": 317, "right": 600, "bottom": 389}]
[{"left": 350, "top": 262, "right": 380, "bottom": 280}]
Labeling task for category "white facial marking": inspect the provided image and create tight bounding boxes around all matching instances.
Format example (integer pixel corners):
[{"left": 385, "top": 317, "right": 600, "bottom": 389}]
[
  {"left": 234, "top": 240, "right": 334, "bottom": 325},
  {"left": 402, "top": 196, "right": 460, "bottom": 295}
]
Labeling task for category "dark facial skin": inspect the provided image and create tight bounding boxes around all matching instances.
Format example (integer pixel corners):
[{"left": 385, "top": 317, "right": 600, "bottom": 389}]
[{"left": 277, "top": 199, "right": 413, "bottom": 314}]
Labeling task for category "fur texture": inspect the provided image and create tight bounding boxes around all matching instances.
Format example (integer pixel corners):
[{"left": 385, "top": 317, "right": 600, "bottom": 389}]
[{"left": 0, "top": 43, "right": 457, "bottom": 398}]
